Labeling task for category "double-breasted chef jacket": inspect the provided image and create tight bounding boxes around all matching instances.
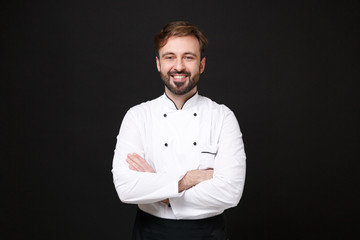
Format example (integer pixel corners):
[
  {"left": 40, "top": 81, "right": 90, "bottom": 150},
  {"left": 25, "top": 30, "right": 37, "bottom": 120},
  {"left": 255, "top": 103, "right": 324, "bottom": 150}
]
[{"left": 112, "top": 92, "right": 246, "bottom": 220}]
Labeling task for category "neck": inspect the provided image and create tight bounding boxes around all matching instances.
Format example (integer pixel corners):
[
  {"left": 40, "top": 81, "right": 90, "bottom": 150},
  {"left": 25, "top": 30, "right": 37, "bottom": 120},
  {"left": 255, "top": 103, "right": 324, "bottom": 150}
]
[{"left": 165, "top": 87, "right": 197, "bottom": 110}]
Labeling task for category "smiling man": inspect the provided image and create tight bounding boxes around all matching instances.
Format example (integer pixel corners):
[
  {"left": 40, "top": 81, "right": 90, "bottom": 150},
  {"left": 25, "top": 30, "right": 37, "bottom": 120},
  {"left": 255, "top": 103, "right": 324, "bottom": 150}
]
[
  {"left": 157, "top": 34, "right": 205, "bottom": 98},
  {"left": 112, "top": 21, "right": 246, "bottom": 240}
]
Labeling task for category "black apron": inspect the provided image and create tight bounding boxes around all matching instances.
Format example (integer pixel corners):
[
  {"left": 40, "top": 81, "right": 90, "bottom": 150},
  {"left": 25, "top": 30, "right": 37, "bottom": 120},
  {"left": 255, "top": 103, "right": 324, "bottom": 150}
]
[{"left": 132, "top": 208, "right": 228, "bottom": 240}]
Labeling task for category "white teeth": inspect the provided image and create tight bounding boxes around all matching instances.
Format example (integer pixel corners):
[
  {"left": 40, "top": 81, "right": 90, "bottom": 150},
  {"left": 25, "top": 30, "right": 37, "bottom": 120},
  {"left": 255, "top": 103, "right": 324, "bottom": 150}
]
[{"left": 173, "top": 75, "right": 187, "bottom": 79}]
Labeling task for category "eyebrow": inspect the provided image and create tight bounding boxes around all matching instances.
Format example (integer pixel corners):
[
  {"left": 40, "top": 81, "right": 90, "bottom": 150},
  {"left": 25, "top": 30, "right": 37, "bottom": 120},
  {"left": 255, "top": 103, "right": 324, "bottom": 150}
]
[
  {"left": 161, "top": 52, "right": 174, "bottom": 57},
  {"left": 161, "top": 52, "right": 198, "bottom": 57},
  {"left": 183, "top": 52, "right": 198, "bottom": 57}
]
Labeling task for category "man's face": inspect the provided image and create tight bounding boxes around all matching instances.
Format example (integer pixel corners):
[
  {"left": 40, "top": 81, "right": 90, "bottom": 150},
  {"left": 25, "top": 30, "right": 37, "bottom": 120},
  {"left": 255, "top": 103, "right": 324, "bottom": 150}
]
[{"left": 156, "top": 36, "right": 206, "bottom": 95}]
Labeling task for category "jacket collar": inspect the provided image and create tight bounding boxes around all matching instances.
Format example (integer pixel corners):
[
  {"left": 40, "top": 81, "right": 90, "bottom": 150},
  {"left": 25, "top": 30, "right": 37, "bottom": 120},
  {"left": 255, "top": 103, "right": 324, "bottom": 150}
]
[{"left": 163, "top": 91, "right": 199, "bottom": 110}]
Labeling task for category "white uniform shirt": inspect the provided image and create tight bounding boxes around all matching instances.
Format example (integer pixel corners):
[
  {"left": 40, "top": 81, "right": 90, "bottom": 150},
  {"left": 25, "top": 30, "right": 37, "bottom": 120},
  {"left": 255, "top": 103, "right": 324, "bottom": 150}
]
[{"left": 112, "top": 92, "right": 246, "bottom": 220}]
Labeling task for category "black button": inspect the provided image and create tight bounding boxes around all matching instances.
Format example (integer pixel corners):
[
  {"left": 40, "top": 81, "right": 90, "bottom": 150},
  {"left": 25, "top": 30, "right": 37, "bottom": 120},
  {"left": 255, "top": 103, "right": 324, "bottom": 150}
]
[
  {"left": 163, "top": 114, "right": 167, "bottom": 117},
  {"left": 193, "top": 142, "right": 197, "bottom": 146},
  {"left": 193, "top": 113, "right": 197, "bottom": 116},
  {"left": 164, "top": 143, "right": 168, "bottom": 147}
]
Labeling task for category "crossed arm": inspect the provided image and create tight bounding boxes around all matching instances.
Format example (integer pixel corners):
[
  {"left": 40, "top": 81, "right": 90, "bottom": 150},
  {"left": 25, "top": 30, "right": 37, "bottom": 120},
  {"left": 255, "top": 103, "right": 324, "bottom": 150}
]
[
  {"left": 126, "top": 153, "right": 214, "bottom": 195},
  {"left": 113, "top": 108, "right": 246, "bottom": 218}
]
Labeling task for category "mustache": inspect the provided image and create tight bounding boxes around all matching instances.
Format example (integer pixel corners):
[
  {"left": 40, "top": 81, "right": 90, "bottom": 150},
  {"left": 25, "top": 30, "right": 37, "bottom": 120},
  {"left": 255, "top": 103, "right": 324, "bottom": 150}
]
[{"left": 168, "top": 71, "right": 191, "bottom": 76}]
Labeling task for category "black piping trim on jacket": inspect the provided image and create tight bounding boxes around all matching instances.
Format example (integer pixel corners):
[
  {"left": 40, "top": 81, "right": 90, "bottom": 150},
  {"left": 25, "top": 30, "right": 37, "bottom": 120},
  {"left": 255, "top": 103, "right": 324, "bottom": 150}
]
[
  {"left": 201, "top": 151, "right": 217, "bottom": 155},
  {"left": 164, "top": 91, "right": 198, "bottom": 110}
]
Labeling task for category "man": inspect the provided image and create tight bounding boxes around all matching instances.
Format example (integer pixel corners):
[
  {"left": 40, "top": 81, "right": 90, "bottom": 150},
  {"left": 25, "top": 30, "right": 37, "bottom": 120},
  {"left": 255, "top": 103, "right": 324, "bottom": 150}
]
[{"left": 112, "top": 21, "right": 246, "bottom": 240}]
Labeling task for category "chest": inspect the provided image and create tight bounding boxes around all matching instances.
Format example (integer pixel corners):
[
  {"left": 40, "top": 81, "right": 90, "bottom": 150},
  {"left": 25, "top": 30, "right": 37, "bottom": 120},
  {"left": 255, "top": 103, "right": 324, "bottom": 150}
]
[{"left": 143, "top": 108, "right": 222, "bottom": 173}]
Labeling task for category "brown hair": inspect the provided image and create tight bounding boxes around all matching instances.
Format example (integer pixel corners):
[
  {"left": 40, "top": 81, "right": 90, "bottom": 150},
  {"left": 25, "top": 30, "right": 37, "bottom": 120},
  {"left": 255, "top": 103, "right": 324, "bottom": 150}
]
[{"left": 154, "top": 21, "right": 208, "bottom": 59}]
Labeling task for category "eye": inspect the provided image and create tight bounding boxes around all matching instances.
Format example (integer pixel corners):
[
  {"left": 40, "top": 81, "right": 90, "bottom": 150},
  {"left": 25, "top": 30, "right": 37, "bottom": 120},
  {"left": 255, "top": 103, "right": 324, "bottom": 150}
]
[
  {"left": 163, "top": 55, "right": 174, "bottom": 60},
  {"left": 185, "top": 56, "right": 195, "bottom": 60}
]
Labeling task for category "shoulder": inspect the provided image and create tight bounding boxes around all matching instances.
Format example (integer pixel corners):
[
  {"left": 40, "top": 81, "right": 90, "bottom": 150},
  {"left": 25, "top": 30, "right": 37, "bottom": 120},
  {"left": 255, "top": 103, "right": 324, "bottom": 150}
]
[
  {"left": 126, "top": 95, "right": 163, "bottom": 117},
  {"left": 197, "top": 94, "right": 233, "bottom": 116}
]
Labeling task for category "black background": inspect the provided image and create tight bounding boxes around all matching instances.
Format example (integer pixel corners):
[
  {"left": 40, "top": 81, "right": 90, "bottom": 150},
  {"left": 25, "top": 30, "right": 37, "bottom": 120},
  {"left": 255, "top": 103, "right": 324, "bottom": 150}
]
[{"left": 2, "top": 0, "right": 360, "bottom": 239}]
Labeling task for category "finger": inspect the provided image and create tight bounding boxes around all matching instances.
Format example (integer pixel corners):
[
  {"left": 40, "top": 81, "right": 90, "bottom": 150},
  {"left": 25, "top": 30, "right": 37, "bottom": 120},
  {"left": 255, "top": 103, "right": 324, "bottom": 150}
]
[
  {"left": 130, "top": 153, "right": 154, "bottom": 172},
  {"left": 126, "top": 155, "right": 143, "bottom": 171},
  {"left": 126, "top": 157, "right": 136, "bottom": 170},
  {"left": 129, "top": 164, "right": 137, "bottom": 171},
  {"left": 133, "top": 153, "right": 155, "bottom": 173},
  {"left": 128, "top": 154, "right": 146, "bottom": 171}
]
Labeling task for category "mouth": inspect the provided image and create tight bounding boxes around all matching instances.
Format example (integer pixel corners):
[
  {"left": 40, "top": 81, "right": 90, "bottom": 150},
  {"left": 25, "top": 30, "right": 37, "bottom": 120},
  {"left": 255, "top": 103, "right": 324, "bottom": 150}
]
[
  {"left": 171, "top": 74, "right": 188, "bottom": 82},
  {"left": 169, "top": 72, "right": 190, "bottom": 83}
]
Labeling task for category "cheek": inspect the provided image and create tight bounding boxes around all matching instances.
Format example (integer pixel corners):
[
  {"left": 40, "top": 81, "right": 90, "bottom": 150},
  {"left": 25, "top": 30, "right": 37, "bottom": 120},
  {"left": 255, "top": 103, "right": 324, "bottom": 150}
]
[
  {"left": 160, "top": 63, "right": 172, "bottom": 73},
  {"left": 189, "top": 63, "right": 202, "bottom": 73}
]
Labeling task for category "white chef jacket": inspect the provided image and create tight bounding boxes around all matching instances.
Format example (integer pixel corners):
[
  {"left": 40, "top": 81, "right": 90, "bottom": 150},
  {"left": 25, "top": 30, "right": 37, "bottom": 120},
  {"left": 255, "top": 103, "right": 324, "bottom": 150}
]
[{"left": 112, "top": 92, "right": 246, "bottom": 220}]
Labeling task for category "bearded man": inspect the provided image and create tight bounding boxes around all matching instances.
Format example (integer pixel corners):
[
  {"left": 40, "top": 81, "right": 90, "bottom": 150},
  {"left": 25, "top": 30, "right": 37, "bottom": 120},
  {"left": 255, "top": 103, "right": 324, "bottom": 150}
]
[{"left": 112, "top": 21, "right": 246, "bottom": 240}]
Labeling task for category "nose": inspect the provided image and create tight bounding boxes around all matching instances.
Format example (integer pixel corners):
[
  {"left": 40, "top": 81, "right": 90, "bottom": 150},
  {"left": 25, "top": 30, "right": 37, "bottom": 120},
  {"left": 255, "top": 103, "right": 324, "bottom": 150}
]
[{"left": 174, "top": 58, "right": 185, "bottom": 72}]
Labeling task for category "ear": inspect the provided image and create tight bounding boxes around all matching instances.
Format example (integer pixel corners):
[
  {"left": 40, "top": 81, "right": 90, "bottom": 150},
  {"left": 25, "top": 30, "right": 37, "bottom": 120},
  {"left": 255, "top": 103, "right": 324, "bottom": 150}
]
[
  {"left": 156, "top": 56, "right": 160, "bottom": 72},
  {"left": 200, "top": 57, "right": 206, "bottom": 74}
]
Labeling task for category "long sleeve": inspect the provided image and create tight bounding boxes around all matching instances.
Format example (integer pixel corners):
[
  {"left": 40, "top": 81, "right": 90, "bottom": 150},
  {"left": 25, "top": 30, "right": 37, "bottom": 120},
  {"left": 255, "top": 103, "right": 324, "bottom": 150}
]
[
  {"left": 112, "top": 94, "right": 246, "bottom": 220},
  {"left": 112, "top": 109, "right": 182, "bottom": 204},
  {"left": 169, "top": 110, "right": 246, "bottom": 219}
]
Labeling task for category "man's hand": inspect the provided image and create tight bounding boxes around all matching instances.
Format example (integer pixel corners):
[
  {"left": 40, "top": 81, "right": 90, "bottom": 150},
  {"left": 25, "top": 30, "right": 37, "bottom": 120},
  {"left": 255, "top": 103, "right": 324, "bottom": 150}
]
[
  {"left": 126, "top": 153, "right": 155, "bottom": 173},
  {"left": 178, "top": 169, "right": 214, "bottom": 193}
]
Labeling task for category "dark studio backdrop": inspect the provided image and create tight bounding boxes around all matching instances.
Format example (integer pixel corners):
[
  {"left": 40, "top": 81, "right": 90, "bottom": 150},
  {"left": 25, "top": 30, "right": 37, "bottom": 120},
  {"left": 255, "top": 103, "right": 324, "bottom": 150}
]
[{"left": 2, "top": 0, "right": 360, "bottom": 239}]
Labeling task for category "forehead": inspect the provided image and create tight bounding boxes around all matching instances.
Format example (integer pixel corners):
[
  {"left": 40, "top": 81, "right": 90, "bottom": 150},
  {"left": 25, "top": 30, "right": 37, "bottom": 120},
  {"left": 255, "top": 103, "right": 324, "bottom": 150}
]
[{"left": 159, "top": 36, "right": 201, "bottom": 55}]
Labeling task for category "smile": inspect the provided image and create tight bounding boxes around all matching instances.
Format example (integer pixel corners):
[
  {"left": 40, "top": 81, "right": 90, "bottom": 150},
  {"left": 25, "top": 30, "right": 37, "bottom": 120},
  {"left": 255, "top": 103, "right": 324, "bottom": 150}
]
[{"left": 172, "top": 75, "right": 188, "bottom": 79}]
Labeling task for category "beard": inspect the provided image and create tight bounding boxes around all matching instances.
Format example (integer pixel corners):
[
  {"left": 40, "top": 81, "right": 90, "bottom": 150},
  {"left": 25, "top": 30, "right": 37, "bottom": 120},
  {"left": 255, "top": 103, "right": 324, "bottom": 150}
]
[{"left": 160, "top": 70, "right": 200, "bottom": 95}]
